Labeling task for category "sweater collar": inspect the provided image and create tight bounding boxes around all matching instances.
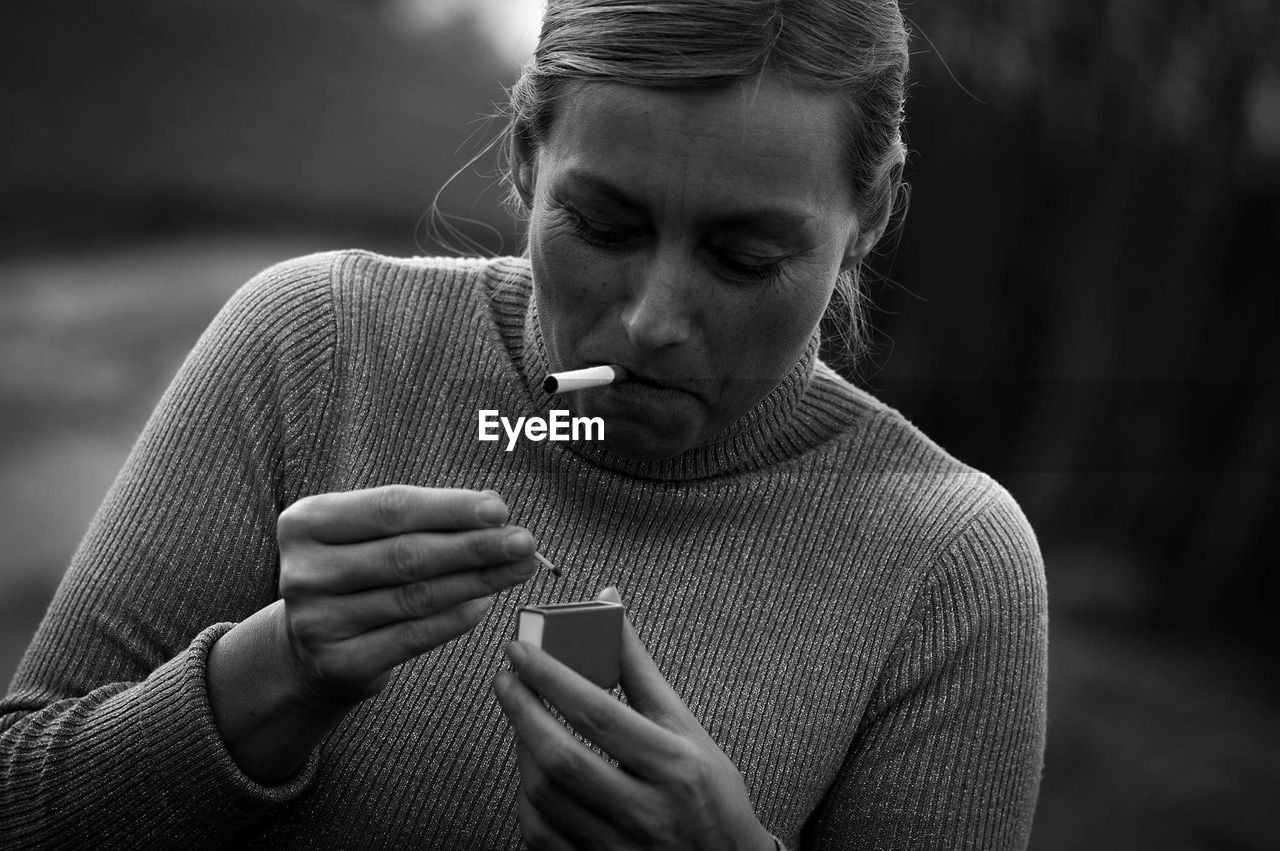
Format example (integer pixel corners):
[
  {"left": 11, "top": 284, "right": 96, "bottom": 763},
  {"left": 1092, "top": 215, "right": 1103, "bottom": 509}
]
[{"left": 488, "top": 257, "right": 833, "bottom": 481}]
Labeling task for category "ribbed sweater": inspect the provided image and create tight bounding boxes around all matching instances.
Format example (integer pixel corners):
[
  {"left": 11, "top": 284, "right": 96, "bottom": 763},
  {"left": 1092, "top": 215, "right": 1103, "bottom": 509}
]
[{"left": 1, "top": 251, "right": 1047, "bottom": 849}]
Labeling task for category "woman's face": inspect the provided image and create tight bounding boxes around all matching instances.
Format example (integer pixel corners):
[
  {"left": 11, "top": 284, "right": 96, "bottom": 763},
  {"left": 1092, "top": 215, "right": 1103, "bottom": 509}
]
[{"left": 521, "top": 74, "right": 866, "bottom": 460}]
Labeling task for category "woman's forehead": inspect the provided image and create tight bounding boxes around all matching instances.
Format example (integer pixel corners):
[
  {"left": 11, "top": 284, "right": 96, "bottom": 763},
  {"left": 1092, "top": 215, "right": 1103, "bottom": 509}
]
[{"left": 541, "top": 77, "right": 854, "bottom": 216}]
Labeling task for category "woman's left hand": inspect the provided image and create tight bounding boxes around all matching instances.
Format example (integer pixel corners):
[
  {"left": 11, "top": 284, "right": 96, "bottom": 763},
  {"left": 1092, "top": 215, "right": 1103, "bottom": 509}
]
[{"left": 493, "top": 589, "right": 775, "bottom": 850}]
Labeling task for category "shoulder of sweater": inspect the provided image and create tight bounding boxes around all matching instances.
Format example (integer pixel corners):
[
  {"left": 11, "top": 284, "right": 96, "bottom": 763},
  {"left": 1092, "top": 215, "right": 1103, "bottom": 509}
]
[
  {"left": 324, "top": 250, "right": 525, "bottom": 303},
  {"left": 806, "top": 362, "right": 1040, "bottom": 559},
  {"left": 235, "top": 249, "right": 522, "bottom": 299},
  {"left": 267, "top": 250, "right": 530, "bottom": 330},
  {"left": 810, "top": 361, "right": 990, "bottom": 492},
  {"left": 903, "top": 447, "right": 1044, "bottom": 627},
  {"left": 217, "top": 251, "right": 528, "bottom": 352},
  {"left": 933, "top": 479, "right": 1045, "bottom": 605},
  {"left": 198, "top": 250, "right": 348, "bottom": 356},
  {"left": 863, "top": 414, "right": 1045, "bottom": 641}
]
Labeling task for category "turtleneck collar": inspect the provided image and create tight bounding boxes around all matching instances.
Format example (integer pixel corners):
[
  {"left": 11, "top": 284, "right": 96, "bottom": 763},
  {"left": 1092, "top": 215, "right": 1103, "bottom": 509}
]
[{"left": 485, "top": 257, "right": 842, "bottom": 481}]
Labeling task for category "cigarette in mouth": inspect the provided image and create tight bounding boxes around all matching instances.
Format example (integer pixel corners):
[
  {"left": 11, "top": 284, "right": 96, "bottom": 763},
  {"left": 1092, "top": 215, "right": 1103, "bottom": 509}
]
[
  {"left": 534, "top": 551, "right": 563, "bottom": 578},
  {"left": 542, "top": 364, "right": 628, "bottom": 395}
]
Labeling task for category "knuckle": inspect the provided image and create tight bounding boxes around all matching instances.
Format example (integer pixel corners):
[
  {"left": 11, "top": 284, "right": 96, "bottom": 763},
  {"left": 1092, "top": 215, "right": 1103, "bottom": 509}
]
[
  {"left": 373, "top": 485, "right": 411, "bottom": 530},
  {"left": 539, "top": 741, "right": 586, "bottom": 787},
  {"left": 400, "top": 617, "right": 438, "bottom": 651},
  {"left": 669, "top": 747, "right": 709, "bottom": 798},
  {"left": 277, "top": 496, "right": 319, "bottom": 542},
  {"left": 389, "top": 534, "right": 422, "bottom": 581},
  {"left": 468, "top": 530, "right": 493, "bottom": 565},
  {"left": 277, "top": 564, "right": 303, "bottom": 598},
  {"left": 279, "top": 559, "right": 321, "bottom": 598},
  {"left": 619, "top": 805, "right": 664, "bottom": 842},
  {"left": 397, "top": 579, "right": 436, "bottom": 617},
  {"left": 287, "top": 606, "right": 323, "bottom": 646},
  {"left": 522, "top": 772, "right": 558, "bottom": 811},
  {"left": 572, "top": 698, "right": 617, "bottom": 741},
  {"left": 442, "top": 603, "right": 482, "bottom": 639}
]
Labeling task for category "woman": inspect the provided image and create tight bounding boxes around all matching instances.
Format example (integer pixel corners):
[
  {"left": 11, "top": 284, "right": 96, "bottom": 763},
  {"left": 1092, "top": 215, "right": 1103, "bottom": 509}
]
[{"left": 1, "top": 1, "right": 1047, "bottom": 848}]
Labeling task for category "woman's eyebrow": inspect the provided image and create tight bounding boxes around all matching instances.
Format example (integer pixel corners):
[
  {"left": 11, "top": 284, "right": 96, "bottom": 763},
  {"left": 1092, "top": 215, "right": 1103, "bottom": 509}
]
[
  {"left": 560, "top": 169, "right": 645, "bottom": 211},
  {"left": 714, "top": 208, "right": 818, "bottom": 235},
  {"left": 560, "top": 168, "right": 818, "bottom": 239}
]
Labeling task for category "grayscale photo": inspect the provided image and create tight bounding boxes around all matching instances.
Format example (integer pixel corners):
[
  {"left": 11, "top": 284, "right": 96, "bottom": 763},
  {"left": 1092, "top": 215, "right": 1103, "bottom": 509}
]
[{"left": 1, "top": 1, "right": 1276, "bottom": 848}]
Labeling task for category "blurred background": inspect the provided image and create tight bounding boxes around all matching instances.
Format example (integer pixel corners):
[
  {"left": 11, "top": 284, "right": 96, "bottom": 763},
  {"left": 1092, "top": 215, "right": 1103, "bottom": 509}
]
[{"left": 1, "top": 1, "right": 1276, "bottom": 847}]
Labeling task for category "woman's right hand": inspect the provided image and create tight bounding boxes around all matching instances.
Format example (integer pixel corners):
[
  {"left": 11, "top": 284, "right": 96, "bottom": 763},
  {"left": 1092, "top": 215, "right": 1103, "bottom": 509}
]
[
  {"left": 207, "top": 485, "right": 537, "bottom": 784},
  {"left": 275, "top": 485, "right": 537, "bottom": 704}
]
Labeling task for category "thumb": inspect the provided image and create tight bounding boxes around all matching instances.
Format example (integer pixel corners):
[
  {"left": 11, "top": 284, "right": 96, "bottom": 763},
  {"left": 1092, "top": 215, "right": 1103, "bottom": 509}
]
[{"left": 596, "top": 586, "right": 697, "bottom": 733}]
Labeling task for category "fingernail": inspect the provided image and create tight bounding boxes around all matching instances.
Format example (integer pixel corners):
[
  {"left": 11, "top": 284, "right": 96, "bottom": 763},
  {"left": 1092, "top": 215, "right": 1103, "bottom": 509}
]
[
  {"left": 505, "top": 640, "right": 528, "bottom": 666},
  {"left": 480, "top": 489, "right": 503, "bottom": 500},
  {"left": 476, "top": 498, "right": 509, "bottom": 525},
  {"left": 492, "top": 670, "right": 512, "bottom": 695},
  {"left": 597, "top": 585, "right": 622, "bottom": 604},
  {"left": 504, "top": 528, "right": 535, "bottom": 558},
  {"left": 512, "top": 557, "right": 536, "bottom": 578}
]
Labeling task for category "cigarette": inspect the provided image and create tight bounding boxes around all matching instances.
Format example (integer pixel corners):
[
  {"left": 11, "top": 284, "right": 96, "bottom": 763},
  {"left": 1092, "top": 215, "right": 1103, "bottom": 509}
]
[
  {"left": 543, "top": 364, "right": 627, "bottom": 395},
  {"left": 534, "top": 551, "right": 563, "bottom": 578}
]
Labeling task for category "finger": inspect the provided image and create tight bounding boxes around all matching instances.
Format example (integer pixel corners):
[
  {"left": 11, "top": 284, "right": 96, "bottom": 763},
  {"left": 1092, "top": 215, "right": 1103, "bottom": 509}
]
[
  {"left": 494, "top": 670, "right": 645, "bottom": 820},
  {"left": 504, "top": 640, "right": 686, "bottom": 781},
  {"left": 613, "top": 596, "right": 703, "bottom": 736},
  {"left": 297, "top": 559, "right": 536, "bottom": 638},
  {"left": 515, "top": 743, "right": 616, "bottom": 849},
  {"left": 517, "top": 786, "right": 575, "bottom": 851},
  {"left": 318, "top": 595, "right": 493, "bottom": 678},
  {"left": 287, "top": 526, "right": 537, "bottom": 594},
  {"left": 278, "top": 485, "right": 509, "bottom": 545}
]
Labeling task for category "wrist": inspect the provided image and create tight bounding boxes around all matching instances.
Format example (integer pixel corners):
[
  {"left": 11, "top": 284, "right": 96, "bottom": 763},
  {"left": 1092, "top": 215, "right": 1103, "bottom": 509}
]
[{"left": 207, "top": 602, "right": 353, "bottom": 784}]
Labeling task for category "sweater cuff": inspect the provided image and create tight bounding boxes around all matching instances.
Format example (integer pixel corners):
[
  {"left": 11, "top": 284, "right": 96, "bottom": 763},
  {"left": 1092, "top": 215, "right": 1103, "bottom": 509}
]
[
  {"left": 25, "top": 623, "right": 320, "bottom": 847},
  {"left": 165, "top": 621, "right": 320, "bottom": 805}
]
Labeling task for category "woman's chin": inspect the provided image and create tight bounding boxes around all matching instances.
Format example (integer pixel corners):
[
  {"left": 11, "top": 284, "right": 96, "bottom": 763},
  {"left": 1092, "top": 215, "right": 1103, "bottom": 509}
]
[
  {"left": 571, "top": 386, "right": 709, "bottom": 461},
  {"left": 598, "top": 422, "right": 700, "bottom": 461}
]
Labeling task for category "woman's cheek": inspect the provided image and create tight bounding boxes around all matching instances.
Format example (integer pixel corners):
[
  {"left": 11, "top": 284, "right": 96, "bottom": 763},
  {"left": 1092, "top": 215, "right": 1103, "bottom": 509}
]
[
  {"left": 719, "top": 268, "right": 830, "bottom": 379},
  {"left": 532, "top": 230, "right": 620, "bottom": 360},
  {"left": 763, "top": 264, "right": 837, "bottom": 347},
  {"left": 536, "top": 222, "right": 610, "bottom": 285}
]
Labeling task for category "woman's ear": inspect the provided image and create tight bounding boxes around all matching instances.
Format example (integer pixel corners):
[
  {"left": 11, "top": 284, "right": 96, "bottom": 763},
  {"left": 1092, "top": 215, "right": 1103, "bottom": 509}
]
[
  {"left": 840, "top": 205, "right": 891, "bottom": 273},
  {"left": 511, "top": 130, "right": 539, "bottom": 209},
  {"left": 842, "top": 160, "right": 904, "bottom": 272}
]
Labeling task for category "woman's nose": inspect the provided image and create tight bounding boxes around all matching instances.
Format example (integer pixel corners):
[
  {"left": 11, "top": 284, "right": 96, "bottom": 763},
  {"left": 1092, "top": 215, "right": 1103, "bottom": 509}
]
[{"left": 620, "top": 255, "right": 695, "bottom": 351}]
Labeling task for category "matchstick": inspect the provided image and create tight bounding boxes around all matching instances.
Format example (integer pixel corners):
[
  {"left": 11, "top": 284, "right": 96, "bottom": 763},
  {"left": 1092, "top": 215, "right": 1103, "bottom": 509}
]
[{"left": 534, "top": 551, "right": 563, "bottom": 578}]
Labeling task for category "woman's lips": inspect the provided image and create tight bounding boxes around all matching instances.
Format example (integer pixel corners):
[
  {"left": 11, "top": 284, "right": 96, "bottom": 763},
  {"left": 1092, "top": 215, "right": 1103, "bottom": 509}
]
[
  {"left": 568, "top": 359, "right": 700, "bottom": 404},
  {"left": 610, "top": 363, "right": 692, "bottom": 395},
  {"left": 627, "top": 372, "right": 675, "bottom": 390}
]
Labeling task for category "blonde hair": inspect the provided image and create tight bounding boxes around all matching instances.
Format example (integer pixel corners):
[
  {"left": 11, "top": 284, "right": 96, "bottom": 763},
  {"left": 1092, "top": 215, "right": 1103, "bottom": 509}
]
[{"left": 500, "top": 0, "right": 910, "bottom": 365}]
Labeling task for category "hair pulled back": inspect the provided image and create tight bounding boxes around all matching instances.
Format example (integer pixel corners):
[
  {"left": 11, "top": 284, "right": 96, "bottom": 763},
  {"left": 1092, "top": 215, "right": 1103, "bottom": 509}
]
[{"left": 501, "top": 0, "right": 910, "bottom": 362}]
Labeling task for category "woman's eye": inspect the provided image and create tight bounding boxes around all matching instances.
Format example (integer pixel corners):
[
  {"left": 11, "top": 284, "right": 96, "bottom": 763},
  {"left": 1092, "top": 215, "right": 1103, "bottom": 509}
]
[
  {"left": 715, "top": 251, "right": 785, "bottom": 283},
  {"left": 565, "top": 208, "right": 638, "bottom": 248}
]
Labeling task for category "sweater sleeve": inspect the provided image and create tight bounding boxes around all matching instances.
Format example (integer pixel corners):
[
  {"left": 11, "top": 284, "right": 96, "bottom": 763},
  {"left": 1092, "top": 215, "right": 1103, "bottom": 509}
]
[
  {"left": 0, "top": 253, "right": 341, "bottom": 848},
  {"left": 801, "top": 487, "right": 1049, "bottom": 850}
]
